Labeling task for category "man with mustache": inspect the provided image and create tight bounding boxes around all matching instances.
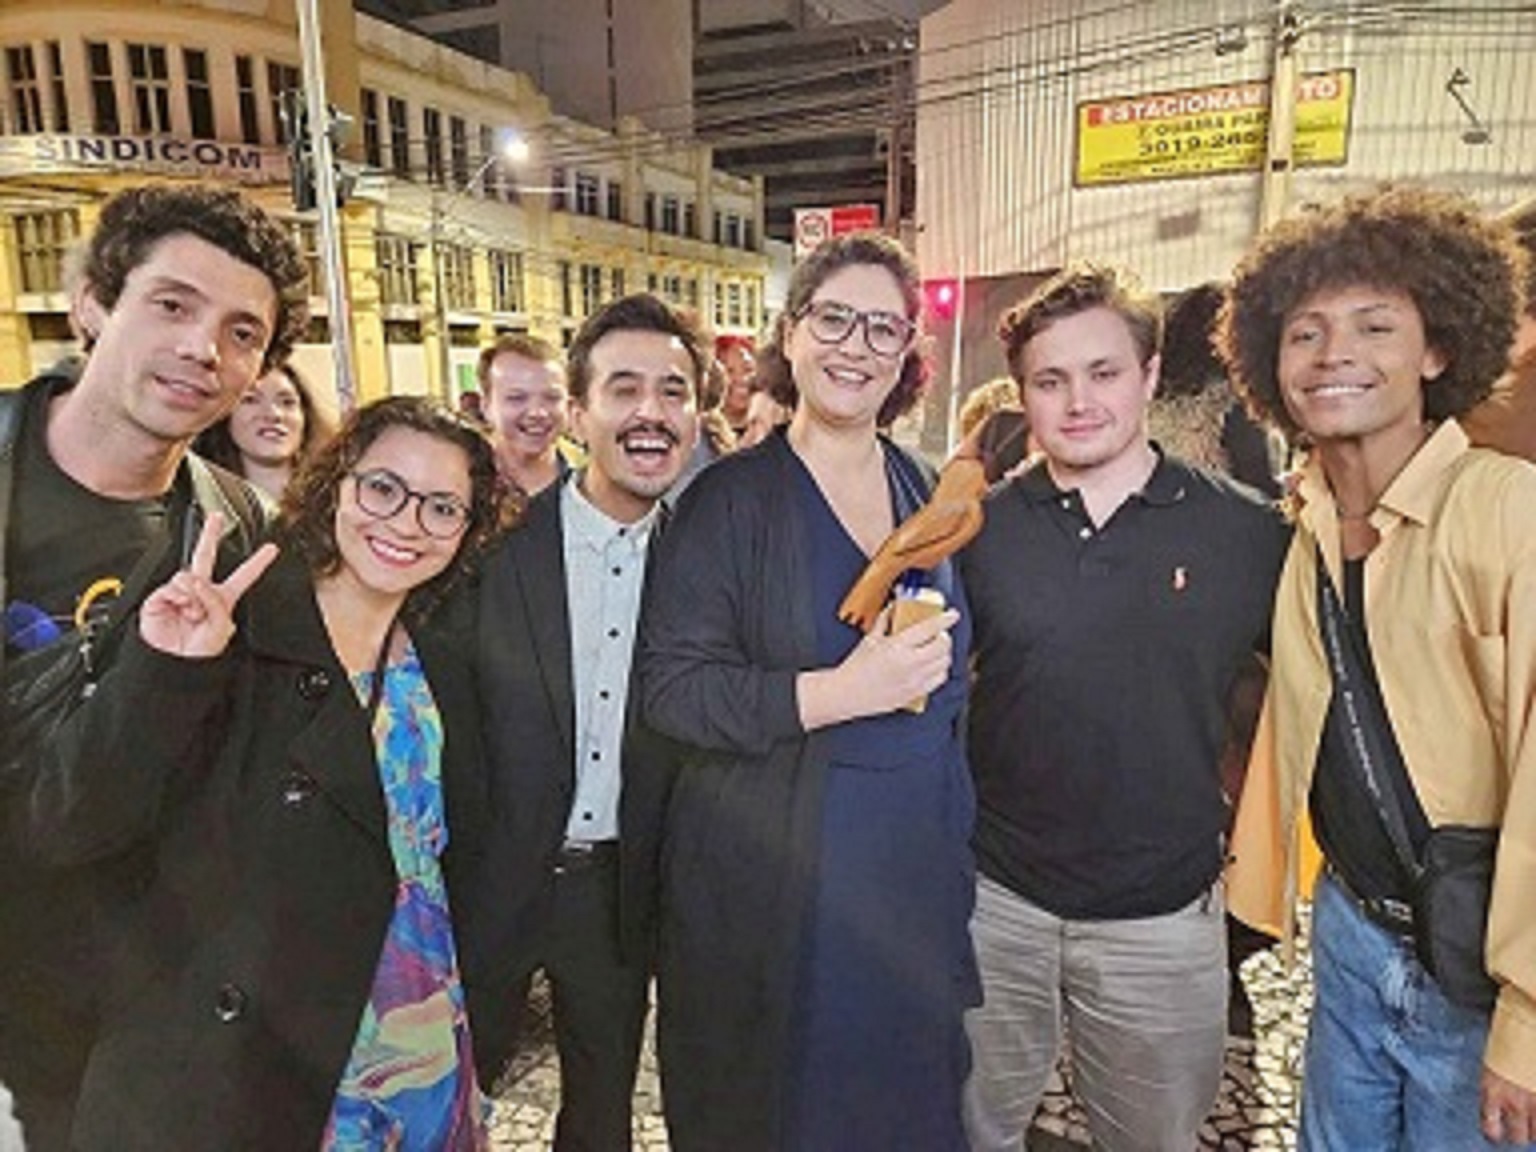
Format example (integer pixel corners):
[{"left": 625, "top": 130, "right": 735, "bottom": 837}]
[{"left": 460, "top": 294, "right": 702, "bottom": 1150}]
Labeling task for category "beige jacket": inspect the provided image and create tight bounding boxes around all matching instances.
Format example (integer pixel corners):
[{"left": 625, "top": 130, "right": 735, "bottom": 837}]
[{"left": 1228, "top": 420, "right": 1536, "bottom": 1090}]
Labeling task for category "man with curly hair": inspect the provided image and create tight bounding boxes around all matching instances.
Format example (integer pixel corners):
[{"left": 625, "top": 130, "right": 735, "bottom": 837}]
[
  {"left": 1219, "top": 186, "right": 1536, "bottom": 1147},
  {"left": 0, "top": 182, "right": 307, "bottom": 1150}
]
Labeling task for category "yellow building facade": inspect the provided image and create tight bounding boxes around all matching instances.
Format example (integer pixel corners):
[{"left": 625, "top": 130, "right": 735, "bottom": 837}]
[{"left": 0, "top": 0, "right": 769, "bottom": 407}]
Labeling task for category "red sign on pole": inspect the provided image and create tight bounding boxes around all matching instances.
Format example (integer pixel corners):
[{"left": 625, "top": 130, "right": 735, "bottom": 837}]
[{"left": 793, "top": 203, "right": 882, "bottom": 259}]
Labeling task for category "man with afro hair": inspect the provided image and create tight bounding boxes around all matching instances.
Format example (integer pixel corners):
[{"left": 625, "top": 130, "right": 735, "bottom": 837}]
[{"left": 1219, "top": 186, "right": 1536, "bottom": 1148}]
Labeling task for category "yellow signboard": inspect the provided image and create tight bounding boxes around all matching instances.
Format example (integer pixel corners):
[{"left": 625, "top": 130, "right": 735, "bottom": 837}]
[{"left": 1075, "top": 70, "right": 1354, "bottom": 187}]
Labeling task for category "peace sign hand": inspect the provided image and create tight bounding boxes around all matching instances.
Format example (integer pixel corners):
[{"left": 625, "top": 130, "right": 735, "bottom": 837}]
[{"left": 138, "top": 512, "right": 279, "bottom": 659}]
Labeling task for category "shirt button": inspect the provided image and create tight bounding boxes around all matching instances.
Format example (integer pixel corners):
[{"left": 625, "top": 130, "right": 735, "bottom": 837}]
[
  {"left": 611, "top": 566, "right": 623, "bottom": 577},
  {"left": 607, "top": 627, "right": 620, "bottom": 639},
  {"left": 1078, "top": 526, "right": 1092, "bottom": 540},
  {"left": 296, "top": 668, "right": 332, "bottom": 700},
  {"left": 280, "top": 771, "right": 317, "bottom": 807},
  {"left": 599, "top": 689, "right": 611, "bottom": 701},
  {"left": 1060, "top": 498, "right": 1071, "bottom": 510},
  {"left": 214, "top": 982, "right": 248, "bottom": 1024},
  {"left": 591, "top": 750, "right": 601, "bottom": 761}
]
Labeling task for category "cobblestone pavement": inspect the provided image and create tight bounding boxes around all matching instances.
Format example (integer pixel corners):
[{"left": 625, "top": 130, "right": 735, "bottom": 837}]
[{"left": 489, "top": 912, "right": 1314, "bottom": 1151}]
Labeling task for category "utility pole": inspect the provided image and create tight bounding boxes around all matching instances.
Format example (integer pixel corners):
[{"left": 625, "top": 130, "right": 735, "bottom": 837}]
[
  {"left": 295, "top": 0, "right": 358, "bottom": 412},
  {"left": 884, "top": 36, "right": 914, "bottom": 233},
  {"left": 1258, "top": 1, "right": 1303, "bottom": 230}
]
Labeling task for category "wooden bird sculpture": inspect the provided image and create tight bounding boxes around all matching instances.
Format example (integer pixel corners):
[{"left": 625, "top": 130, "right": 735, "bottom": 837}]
[{"left": 838, "top": 455, "right": 989, "bottom": 632}]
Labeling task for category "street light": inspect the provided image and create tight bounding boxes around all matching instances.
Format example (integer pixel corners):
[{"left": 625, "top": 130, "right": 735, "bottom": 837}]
[{"left": 432, "top": 132, "right": 530, "bottom": 399}]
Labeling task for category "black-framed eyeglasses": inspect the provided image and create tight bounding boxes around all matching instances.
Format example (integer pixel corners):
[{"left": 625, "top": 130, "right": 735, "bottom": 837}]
[
  {"left": 794, "top": 299, "right": 916, "bottom": 358},
  {"left": 349, "top": 469, "right": 471, "bottom": 539}
]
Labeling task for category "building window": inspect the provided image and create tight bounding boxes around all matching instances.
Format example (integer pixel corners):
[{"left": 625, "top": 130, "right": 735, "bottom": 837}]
[
  {"left": 727, "top": 282, "right": 743, "bottom": 327},
  {"left": 745, "top": 284, "right": 758, "bottom": 330},
  {"left": 235, "top": 55, "right": 259, "bottom": 144},
  {"left": 87, "top": 41, "right": 118, "bottom": 135},
  {"left": 440, "top": 242, "right": 475, "bottom": 311},
  {"left": 661, "top": 195, "right": 679, "bottom": 236},
  {"left": 606, "top": 180, "right": 623, "bottom": 223},
  {"left": 725, "top": 213, "right": 742, "bottom": 249},
  {"left": 744, "top": 219, "right": 757, "bottom": 251},
  {"left": 14, "top": 210, "right": 79, "bottom": 293},
  {"left": 683, "top": 200, "right": 696, "bottom": 240},
  {"left": 550, "top": 167, "right": 568, "bottom": 213},
  {"left": 558, "top": 261, "right": 573, "bottom": 317},
  {"left": 575, "top": 172, "right": 600, "bottom": 217},
  {"left": 580, "top": 263, "right": 604, "bottom": 315},
  {"left": 713, "top": 210, "right": 723, "bottom": 245},
  {"left": 184, "top": 48, "right": 214, "bottom": 139},
  {"left": 423, "top": 106, "right": 444, "bottom": 186},
  {"left": 712, "top": 281, "right": 725, "bottom": 328},
  {"left": 488, "top": 249, "right": 525, "bottom": 313},
  {"left": 663, "top": 273, "right": 682, "bottom": 303},
  {"left": 361, "top": 88, "right": 381, "bottom": 168},
  {"left": 449, "top": 116, "right": 470, "bottom": 189},
  {"left": 267, "top": 61, "right": 300, "bottom": 144},
  {"left": 685, "top": 278, "right": 699, "bottom": 308},
  {"left": 46, "top": 42, "right": 67, "bottom": 131},
  {"left": 644, "top": 193, "right": 656, "bottom": 231},
  {"left": 388, "top": 96, "right": 409, "bottom": 178},
  {"left": 376, "top": 235, "right": 421, "bottom": 307},
  {"left": 611, "top": 267, "right": 625, "bottom": 298},
  {"left": 127, "top": 44, "right": 171, "bottom": 135},
  {"left": 6, "top": 46, "right": 42, "bottom": 134}
]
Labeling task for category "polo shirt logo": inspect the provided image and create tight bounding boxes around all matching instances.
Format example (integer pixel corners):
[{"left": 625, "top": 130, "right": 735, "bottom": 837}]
[{"left": 1172, "top": 565, "right": 1189, "bottom": 592}]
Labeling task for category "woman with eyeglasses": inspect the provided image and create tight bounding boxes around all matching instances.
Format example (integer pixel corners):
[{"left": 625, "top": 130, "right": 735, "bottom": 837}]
[
  {"left": 20, "top": 397, "right": 502, "bottom": 1150},
  {"left": 637, "top": 233, "right": 978, "bottom": 1151}
]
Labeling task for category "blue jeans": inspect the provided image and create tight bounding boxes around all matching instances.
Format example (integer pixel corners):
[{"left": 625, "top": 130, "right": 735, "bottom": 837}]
[{"left": 1299, "top": 872, "right": 1509, "bottom": 1151}]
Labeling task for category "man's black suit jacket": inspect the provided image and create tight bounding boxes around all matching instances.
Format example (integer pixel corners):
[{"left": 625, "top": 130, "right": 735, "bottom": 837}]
[{"left": 457, "top": 483, "right": 678, "bottom": 1081}]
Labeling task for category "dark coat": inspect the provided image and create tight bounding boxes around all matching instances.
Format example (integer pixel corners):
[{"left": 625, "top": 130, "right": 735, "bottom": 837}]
[
  {"left": 635, "top": 430, "right": 934, "bottom": 1152},
  {"left": 18, "top": 554, "right": 487, "bottom": 1151},
  {"left": 454, "top": 484, "right": 679, "bottom": 1081}
]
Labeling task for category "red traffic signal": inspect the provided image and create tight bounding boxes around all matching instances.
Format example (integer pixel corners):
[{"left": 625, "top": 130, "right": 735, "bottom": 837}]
[{"left": 925, "top": 279, "right": 958, "bottom": 320}]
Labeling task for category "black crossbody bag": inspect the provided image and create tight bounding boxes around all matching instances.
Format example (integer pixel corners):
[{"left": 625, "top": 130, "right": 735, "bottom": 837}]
[
  {"left": 1316, "top": 549, "right": 1499, "bottom": 1011},
  {"left": 0, "top": 387, "right": 266, "bottom": 781}
]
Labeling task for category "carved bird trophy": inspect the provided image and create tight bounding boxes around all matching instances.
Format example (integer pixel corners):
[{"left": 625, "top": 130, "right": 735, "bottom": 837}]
[{"left": 838, "top": 455, "right": 989, "bottom": 632}]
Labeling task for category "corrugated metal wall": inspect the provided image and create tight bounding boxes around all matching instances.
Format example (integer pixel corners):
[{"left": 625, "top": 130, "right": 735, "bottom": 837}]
[{"left": 916, "top": 0, "right": 1535, "bottom": 289}]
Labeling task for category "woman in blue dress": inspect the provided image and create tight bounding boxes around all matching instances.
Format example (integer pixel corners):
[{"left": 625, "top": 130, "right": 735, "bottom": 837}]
[{"left": 638, "top": 232, "right": 979, "bottom": 1151}]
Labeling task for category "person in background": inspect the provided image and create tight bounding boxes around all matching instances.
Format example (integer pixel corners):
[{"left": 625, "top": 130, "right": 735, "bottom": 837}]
[
  {"left": 462, "top": 294, "right": 702, "bottom": 1151},
  {"left": 196, "top": 362, "right": 333, "bottom": 501},
  {"left": 957, "top": 377, "right": 1031, "bottom": 483},
  {"left": 0, "top": 182, "right": 307, "bottom": 1151},
  {"left": 1220, "top": 186, "right": 1536, "bottom": 1148},
  {"left": 478, "top": 333, "right": 572, "bottom": 504},
  {"left": 16, "top": 397, "right": 502, "bottom": 1149},
  {"left": 1151, "top": 281, "right": 1282, "bottom": 497},
  {"left": 638, "top": 232, "right": 976, "bottom": 1151},
  {"left": 1462, "top": 198, "right": 1536, "bottom": 462},
  {"left": 736, "top": 387, "right": 791, "bottom": 449},
  {"left": 670, "top": 357, "right": 735, "bottom": 499},
  {"left": 715, "top": 334, "right": 757, "bottom": 437},
  {"left": 960, "top": 264, "right": 1289, "bottom": 1152}
]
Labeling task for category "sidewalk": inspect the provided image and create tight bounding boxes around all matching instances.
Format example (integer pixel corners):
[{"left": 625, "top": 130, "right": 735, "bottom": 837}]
[{"left": 489, "top": 915, "right": 1314, "bottom": 1150}]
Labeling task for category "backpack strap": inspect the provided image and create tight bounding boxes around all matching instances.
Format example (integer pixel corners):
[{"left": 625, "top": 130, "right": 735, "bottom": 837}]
[
  {"left": 0, "top": 390, "right": 26, "bottom": 678},
  {"left": 184, "top": 454, "right": 270, "bottom": 561}
]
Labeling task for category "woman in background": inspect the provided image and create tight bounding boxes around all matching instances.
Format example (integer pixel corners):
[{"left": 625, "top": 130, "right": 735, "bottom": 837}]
[
  {"left": 197, "top": 362, "right": 333, "bottom": 500},
  {"left": 639, "top": 232, "right": 977, "bottom": 1151}
]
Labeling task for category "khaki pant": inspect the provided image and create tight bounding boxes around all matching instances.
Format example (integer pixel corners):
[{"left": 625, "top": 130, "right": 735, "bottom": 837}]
[{"left": 963, "top": 875, "right": 1228, "bottom": 1152}]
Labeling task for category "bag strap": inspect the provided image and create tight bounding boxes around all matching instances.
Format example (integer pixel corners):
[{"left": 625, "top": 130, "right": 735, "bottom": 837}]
[
  {"left": 0, "top": 390, "right": 26, "bottom": 684},
  {"left": 1314, "top": 547, "right": 1426, "bottom": 880}
]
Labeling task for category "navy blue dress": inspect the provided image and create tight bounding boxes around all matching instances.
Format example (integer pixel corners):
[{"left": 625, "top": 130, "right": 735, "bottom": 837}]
[{"left": 784, "top": 448, "right": 978, "bottom": 1152}]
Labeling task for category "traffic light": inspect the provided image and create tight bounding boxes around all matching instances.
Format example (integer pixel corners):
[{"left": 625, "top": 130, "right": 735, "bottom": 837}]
[
  {"left": 924, "top": 279, "right": 958, "bottom": 321},
  {"left": 279, "top": 89, "right": 316, "bottom": 212}
]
